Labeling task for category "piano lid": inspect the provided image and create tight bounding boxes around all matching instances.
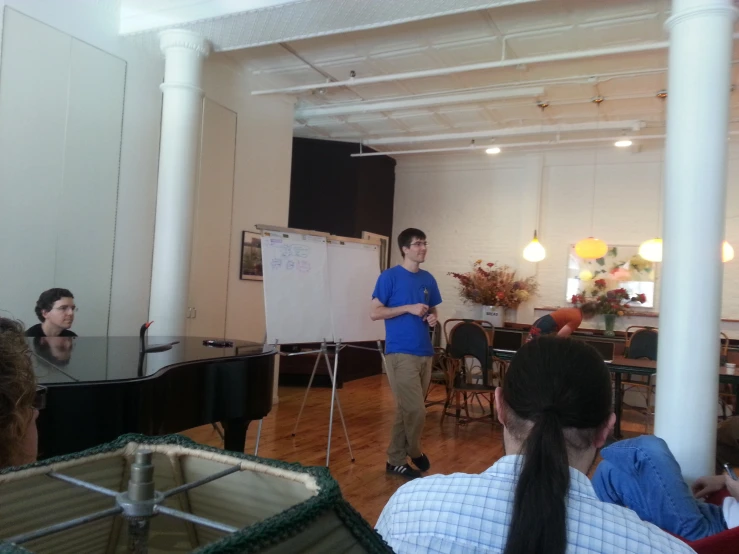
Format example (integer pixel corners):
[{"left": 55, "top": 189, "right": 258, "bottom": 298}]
[{"left": 28, "top": 336, "right": 275, "bottom": 385}]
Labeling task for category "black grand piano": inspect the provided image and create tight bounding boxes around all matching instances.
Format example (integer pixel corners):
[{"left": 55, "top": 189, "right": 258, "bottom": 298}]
[{"left": 29, "top": 335, "right": 276, "bottom": 459}]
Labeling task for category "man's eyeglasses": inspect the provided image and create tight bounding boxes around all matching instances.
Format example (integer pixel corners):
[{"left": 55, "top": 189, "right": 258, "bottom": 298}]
[
  {"left": 53, "top": 306, "right": 78, "bottom": 313},
  {"left": 410, "top": 241, "right": 428, "bottom": 248}
]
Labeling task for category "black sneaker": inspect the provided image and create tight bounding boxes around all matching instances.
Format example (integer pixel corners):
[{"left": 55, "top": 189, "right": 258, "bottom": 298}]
[
  {"left": 411, "top": 454, "right": 431, "bottom": 472},
  {"left": 386, "top": 462, "right": 422, "bottom": 479}
]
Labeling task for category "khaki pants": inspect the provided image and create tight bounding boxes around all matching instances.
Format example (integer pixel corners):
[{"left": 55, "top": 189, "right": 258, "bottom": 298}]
[{"left": 385, "top": 353, "right": 432, "bottom": 466}]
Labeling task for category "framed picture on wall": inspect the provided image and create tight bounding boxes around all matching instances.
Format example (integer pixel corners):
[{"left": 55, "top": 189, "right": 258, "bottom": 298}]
[
  {"left": 362, "top": 231, "right": 390, "bottom": 271},
  {"left": 240, "top": 231, "right": 263, "bottom": 280}
]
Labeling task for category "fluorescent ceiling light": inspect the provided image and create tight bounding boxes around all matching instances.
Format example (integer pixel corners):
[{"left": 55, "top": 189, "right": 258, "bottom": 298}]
[
  {"left": 485, "top": 147, "right": 501, "bottom": 154},
  {"left": 614, "top": 139, "right": 633, "bottom": 147}
]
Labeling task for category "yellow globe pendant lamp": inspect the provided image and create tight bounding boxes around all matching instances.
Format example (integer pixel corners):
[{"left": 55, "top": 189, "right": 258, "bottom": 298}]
[
  {"left": 638, "top": 238, "right": 663, "bottom": 262},
  {"left": 575, "top": 236, "right": 608, "bottom": 260},
  {"left": 575, "top": 97, "right": 609, "bottom": 260},
  {"left": 523, "top": 230, "right": 546, "bottom": 262},
  {"left": 637, "top": 238, "right": 733, "bottom": 263},
  {"left": 724, "top": 241, "right": 734, "bottom": 263}
]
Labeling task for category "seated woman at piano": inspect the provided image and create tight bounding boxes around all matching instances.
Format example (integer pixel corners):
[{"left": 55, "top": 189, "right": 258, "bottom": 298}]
[
  {"left": 24, "top": 288, "right": 78, "bottom": 338},
  {"left": 0, "top": 317, "right": 39, "bottom": 468},
  {"left": 527, "top": 303, "right": 598, "bottom": 341}
]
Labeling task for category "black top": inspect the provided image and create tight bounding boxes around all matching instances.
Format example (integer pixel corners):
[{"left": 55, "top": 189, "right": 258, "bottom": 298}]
[
  {"left": 25, "top": 323, "right": 78, "bottom": 338},
  {"left": 29, "top": 336, "right": 272, "bottom": 384}
]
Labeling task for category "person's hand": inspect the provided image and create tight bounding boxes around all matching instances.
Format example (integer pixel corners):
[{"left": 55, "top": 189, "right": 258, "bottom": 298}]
[
  {"left": 725, "top": 474, "right": 739, "bottom": 501},
  {"left": 692, "top": 475, "right": 726, "bottom": 499},
  {"left": 407, "top": 304, "right": 429, "bottom": 317},
  {"left": 425, "top": 312, "right": 438, "bottom": 327}
]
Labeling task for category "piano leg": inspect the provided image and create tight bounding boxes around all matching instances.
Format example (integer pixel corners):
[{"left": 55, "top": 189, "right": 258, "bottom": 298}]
[{"left": 222, "top": 418, "right": 250, "bottom": 453}]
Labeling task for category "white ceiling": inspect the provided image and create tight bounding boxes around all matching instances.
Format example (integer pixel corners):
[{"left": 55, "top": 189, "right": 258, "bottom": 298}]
[
  {"left": 119, "top": 0, "right": 303, "bottom": 33},
  {"left": 120, "top": 0, "right": 739, "bottom": 156},
  {"left": 221, "top": 0, "right": 739, "bottom": 155},
  {"left": 119, "top": 0, "right": 533, "bottom": 49}
]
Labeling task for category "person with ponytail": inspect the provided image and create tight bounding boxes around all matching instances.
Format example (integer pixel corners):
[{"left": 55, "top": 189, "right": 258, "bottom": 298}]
[{"left": 376, "top": 336, "right": 694, "bottom": 554}]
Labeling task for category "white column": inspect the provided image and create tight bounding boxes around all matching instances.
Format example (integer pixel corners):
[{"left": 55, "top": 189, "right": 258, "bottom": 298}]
[
  {"left": 148, "top": 30, "right": 210, "bottom": 336},
  {"left": 654, "top": 0, "right": 737, "bottom": 480}
]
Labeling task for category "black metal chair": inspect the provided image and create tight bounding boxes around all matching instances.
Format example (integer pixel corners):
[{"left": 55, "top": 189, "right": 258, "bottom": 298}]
[
  {"left": 621, "top": 326, "right": 658, "bottom": 417},
  {"left": 441, "top": 319, "right": 506, "bottom": 425},
  {"left": 425, "top": 346, "right": 451, "bottom": 408}
]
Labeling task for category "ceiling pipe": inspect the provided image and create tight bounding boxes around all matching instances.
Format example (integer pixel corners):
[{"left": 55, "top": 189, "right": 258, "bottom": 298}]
[
  {"left": 296, "top": 89, "right": 680, "bottom": 123},
  {"left": 252, "top": 41, "right": 672, "bottom": 96},
  {"left": 253, "top": 32, "right": 739, "bottom": 96},
  {"left": 294, "top": 86, "right": 545, "bottom": 119},
  {"left": 349, "top": 131, "right": 739, "bottom": 156},
  {"left": 358, "top": 119, "right": 646, "bottom": 146},
  {"left": 351, "top": 134, "right": 663, "bottom": 157}
]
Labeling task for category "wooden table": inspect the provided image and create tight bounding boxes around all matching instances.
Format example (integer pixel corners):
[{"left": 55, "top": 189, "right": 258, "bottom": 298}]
[
  {"left": 493, "top": 348, "right": 739, "bottom": 439},
  {"left": 608, "top": 354, "right": 739, "bottom": 438}
]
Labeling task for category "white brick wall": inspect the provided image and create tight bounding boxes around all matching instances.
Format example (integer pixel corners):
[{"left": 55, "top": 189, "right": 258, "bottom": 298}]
[{"left": 393, "top": 144, "right": 739, "bottom": 337}]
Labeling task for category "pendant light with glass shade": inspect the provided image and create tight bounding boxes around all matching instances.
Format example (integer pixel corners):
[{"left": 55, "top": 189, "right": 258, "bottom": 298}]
[
  {"left": 639, "top": 92, "right": 666, "bottom": 262},
  {"left": 575, "top": 96, "right": 608, "bottom": 260},
  {"left": 523, "top": 101, "right": 548, "bottom": 262}
]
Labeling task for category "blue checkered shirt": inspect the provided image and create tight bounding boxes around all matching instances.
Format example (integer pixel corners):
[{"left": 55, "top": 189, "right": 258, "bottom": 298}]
[{"left": 376, "top": 455, "right": 696, "bottom": 553}]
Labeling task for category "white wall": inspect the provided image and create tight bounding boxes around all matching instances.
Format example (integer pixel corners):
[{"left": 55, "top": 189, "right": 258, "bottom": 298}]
[
  {"left": 201, "top": 55, "right": 295, "bottom": 343},
  {"left": 0, "top": 0, "right": 164, "bottom": 335},
  {"left": 0, "top": 2, "right": 296, "bottom": 344},
  {"left": 199, "top": 56, "right": 294, "bottom": 403},
  {"left": 393, "top": 143, "right": 739, "bottom": 337}
]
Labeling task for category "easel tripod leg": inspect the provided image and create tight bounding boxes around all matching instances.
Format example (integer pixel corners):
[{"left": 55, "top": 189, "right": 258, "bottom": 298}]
[
  {"left": 323, "top": 343, "right": 355, "bottom": 466},
  {"left": 292, "top": 345, "right": 324, "bottom": 436}
]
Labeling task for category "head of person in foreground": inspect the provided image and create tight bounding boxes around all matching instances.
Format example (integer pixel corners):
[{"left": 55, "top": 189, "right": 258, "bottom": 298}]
[
  {"left": 0, "top": 317, "right": 39, "bottom": 468},
  {"left": 495, "top": 336, "right": 616, "bottom": 554}
]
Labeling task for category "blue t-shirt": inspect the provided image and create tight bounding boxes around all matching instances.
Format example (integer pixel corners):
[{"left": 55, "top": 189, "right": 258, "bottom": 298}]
[{"left": 372, "top": 265, "right": 442, "bottom": 356}]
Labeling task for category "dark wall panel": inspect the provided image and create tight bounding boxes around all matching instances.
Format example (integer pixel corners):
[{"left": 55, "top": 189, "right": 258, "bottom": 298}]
[
  {"left": 284, "top": 138, "right": 396, "bottom": 384},
  {"left": 288, "top": 138, "right": 395, "bottom": 240}
]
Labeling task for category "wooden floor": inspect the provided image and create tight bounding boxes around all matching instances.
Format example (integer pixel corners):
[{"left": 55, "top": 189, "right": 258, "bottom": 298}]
[{"left": 182, "top": 374, "right": 652, "bottom": 526}]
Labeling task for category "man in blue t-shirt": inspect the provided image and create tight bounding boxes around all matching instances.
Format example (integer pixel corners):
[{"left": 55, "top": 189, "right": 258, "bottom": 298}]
[{"left": 371, "top": 228, "right": 442, "bottom": 479}]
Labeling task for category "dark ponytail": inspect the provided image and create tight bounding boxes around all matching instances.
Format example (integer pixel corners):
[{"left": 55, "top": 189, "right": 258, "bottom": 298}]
[{"left": 502, "top": 336, "right": 612, "bottom": 554}]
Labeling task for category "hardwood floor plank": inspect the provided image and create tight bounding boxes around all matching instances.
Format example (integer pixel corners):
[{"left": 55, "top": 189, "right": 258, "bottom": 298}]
[{"left": 182, "top": 374, "right": 651, "bottom": 526}]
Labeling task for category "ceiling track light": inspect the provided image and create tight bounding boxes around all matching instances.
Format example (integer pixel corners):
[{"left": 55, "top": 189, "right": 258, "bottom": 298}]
[{"left": 615, "top": 130, "right": 632, "bottom": 148}]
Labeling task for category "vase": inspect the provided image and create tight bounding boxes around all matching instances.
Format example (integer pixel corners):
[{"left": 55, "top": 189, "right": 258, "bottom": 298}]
[
  {"left": 481, "top": 305, "right": 505, "bottom": 328},
  {"left": 604, "top": 314, "right": 616, "bottom": 337}
]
